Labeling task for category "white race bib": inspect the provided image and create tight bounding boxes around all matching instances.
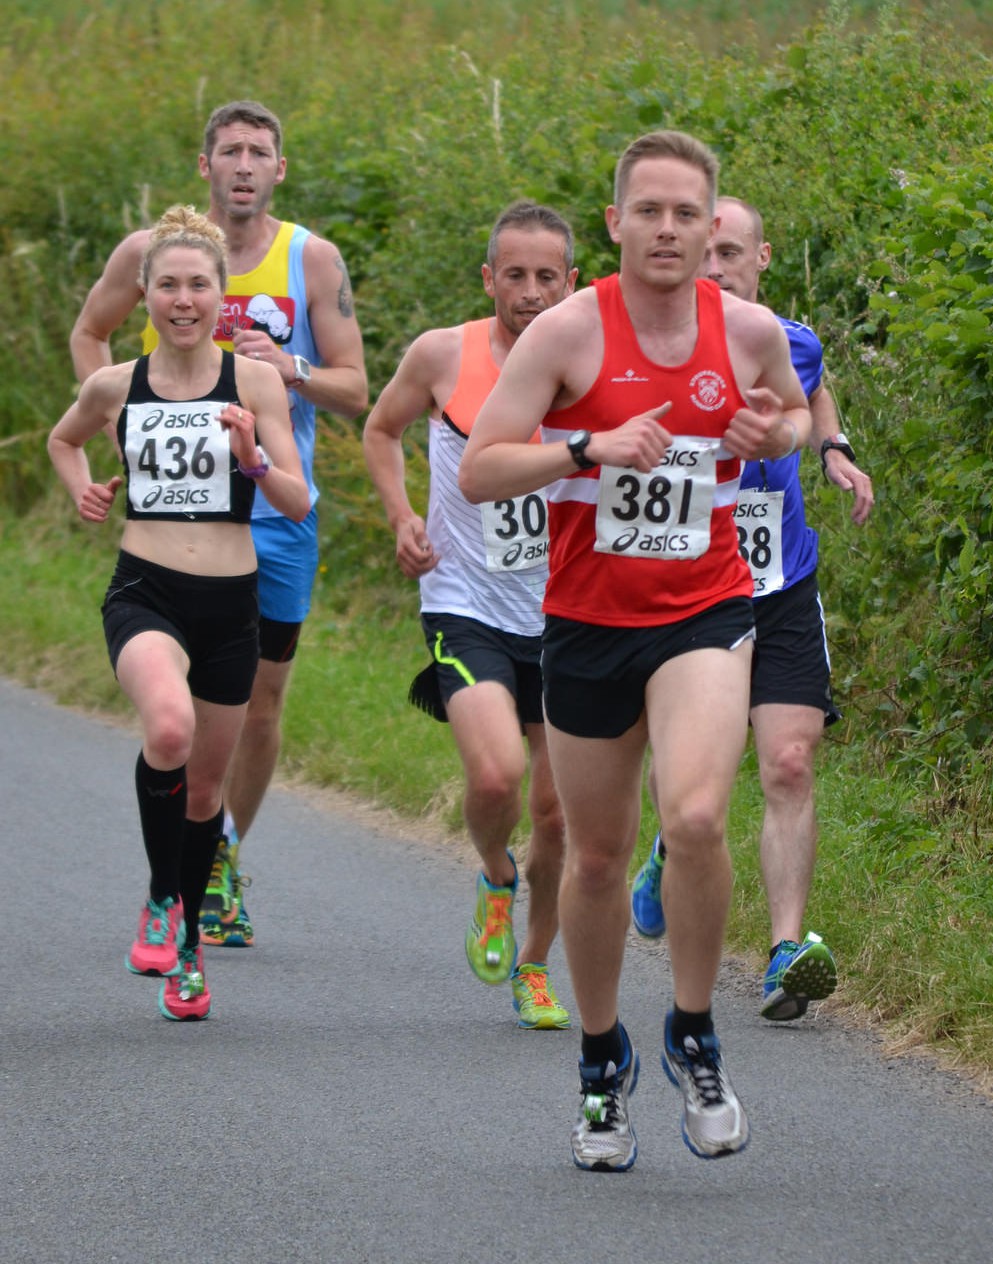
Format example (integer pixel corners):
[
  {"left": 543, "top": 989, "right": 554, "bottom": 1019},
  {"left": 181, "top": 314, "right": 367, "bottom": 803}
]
[
  {"left": 480, "top": 492, "right": 550, "bottom": 572},
  {"left": 125, "top": 401, "right": 234, "bottom": 516},
  {"left": 733, "top": 488, "right": 784, "bottom": 596},
  {"left": 594, "top": 437, "right": 717, "bottom": 559}
]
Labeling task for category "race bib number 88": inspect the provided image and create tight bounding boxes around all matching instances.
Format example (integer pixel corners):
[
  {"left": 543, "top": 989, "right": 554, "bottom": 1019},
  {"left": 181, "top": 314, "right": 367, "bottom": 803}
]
[
  {"left": 733, "top": 488, "right": 784, "bottom": 595},
  {"left": 594, "top": 437, "right": 717, "bottom": 559}
]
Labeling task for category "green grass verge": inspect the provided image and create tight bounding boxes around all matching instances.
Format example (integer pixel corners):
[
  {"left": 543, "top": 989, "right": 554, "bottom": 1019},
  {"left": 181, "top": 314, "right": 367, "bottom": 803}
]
[{"left": 2, "top": 508, "right": 990, "bottom": 1088}]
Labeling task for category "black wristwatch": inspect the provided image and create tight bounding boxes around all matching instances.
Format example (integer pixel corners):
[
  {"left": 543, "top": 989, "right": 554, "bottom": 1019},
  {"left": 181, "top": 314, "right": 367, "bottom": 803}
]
[
  {"left": 567, "top": 429, "right": 596, "bottom": 470},
  {"left": 820, "top": 432, "right": 856, "bottom": 475}
]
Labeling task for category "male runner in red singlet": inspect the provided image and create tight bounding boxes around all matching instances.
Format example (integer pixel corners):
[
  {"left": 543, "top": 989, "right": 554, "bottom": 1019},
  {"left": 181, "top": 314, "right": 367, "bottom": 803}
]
[
  {"left": 364, "top": 202, "right": 577, "bottom": 1030},
  {"left": 460, "top": 132, "right": 811, "bottom": 1171}
]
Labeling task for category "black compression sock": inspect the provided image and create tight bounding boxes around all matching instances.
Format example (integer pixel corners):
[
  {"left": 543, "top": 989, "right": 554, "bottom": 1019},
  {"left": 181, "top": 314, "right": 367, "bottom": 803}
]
[
  {"left": 135, "top": 752, "right": 186, "bottom": 904},
  {"left": 180, "top": 808, "right": 225, "bottom": 950}
]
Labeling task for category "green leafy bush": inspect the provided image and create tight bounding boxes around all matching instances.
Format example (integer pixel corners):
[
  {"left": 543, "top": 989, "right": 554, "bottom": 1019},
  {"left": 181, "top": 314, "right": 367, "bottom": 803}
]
[{"left": 851, "top": 151, "right": 993, "bottom": 796}]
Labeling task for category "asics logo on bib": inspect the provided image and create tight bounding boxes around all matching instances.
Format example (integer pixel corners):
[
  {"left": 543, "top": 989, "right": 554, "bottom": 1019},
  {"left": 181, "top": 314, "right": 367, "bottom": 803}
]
[
  {"left": 733, "top": 500, "right": 769, "bottom": 518},
  {"left": 612, "top": 526, "right": 691, "bottom": 554},
  {"left": 660, "top": 447, "right": 702, "bottom": 469},
  {"left": 141, "top": 485, "right": 211, "bottom": 510},
  {"left": 140, "top": 408, "right": 213, "bottom": 432}
]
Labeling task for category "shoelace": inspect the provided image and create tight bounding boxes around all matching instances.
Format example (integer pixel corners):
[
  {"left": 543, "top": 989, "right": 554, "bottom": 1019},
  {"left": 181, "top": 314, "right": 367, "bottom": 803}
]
[
  {"left": 482, "top": 892, "right": 512, "bottom": 943},
  {"left": 231, "top": 869, "right": 252, "bottom": 899},
  {"left": 142, "top": 902, "right": 174, "bottom": 945},
  {"left": 681, "top": 1039, "right": 726, "bottom": 1108},
  {"left": 520, "top": 971, "right": 553, "bottom": 1007},
  {"left": 207, "top": 848, "right": 230, "bottom": 891}
]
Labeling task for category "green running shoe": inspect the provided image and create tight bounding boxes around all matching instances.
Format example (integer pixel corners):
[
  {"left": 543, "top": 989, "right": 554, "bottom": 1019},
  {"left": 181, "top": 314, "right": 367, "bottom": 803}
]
[
  {"left": 511, "top": 963, "right": 570, "bottom": 1029},
  {"left": 201, "top": 864, "right": 253, "bottom": 947},
  {"left": 199, "top": 837, "right": 237, "bottom": 931},
  {"left": 465, "top": 857, "right": 517, "bottom": 985}
]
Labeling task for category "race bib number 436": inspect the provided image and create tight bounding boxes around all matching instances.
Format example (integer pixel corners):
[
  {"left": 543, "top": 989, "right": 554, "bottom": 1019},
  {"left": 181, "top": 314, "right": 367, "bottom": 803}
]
[
  {"left": 125, "top": 400, "right": 233, "bottom": 514},
  {"left": 594, "top": 437, "right": 717, "bottom": 559}
]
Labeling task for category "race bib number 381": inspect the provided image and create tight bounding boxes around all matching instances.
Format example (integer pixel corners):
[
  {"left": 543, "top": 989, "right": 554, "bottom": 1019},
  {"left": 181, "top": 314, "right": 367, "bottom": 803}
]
[
  {"left": 594, "top": 437, "right": 717, "bottom": 559},
  {"left": 125, "top": 400, "right": 233, "bottom": 514}
]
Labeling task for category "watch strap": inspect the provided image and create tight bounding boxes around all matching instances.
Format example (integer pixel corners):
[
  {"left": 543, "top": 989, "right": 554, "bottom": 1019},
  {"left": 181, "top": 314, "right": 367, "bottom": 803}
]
[{"left": 820, "top": 434, "right": 857, "bottom": 475}]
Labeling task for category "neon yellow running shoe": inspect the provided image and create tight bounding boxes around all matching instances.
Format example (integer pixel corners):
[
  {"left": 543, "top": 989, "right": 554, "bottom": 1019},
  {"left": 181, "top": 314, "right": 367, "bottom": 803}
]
[
  {"left": 511, "top": 963, "right": 570, "bottom": 1029},
  {"left": 199, "top": 837, "right": 237, "bottom": 931},
  {"left": 465, "top": 859, "right": 517, "bottom": 985}
]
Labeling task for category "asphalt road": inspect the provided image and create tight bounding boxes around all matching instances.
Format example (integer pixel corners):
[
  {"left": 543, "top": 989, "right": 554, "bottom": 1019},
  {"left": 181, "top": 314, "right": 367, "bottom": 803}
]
[{"left": 2, "top": 676, "right": 990, "bottom": 1263}]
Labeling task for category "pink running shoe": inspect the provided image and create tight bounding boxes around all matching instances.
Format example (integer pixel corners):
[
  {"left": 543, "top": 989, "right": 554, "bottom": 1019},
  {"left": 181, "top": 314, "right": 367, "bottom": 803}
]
[
  {"left": 159, "top": 944, "right": 211, "bottom": 1021},
  {"left": 126, "top": 896, "right": 185, "bottom": 977}
]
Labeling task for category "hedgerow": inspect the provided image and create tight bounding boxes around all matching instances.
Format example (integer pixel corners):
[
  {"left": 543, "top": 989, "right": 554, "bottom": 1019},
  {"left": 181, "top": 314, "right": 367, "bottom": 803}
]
[{"left": 4, "top": 0, "right": 993, "bottom": 813}]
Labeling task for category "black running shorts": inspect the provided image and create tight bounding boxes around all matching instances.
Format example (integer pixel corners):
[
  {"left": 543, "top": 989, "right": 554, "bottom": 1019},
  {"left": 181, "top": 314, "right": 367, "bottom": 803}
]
[
  {"left": 542, "top": 597, "right": 755, "bottom": 739},
  {"left": 102, "top": 551, "right": 259, "bottom": 706}
]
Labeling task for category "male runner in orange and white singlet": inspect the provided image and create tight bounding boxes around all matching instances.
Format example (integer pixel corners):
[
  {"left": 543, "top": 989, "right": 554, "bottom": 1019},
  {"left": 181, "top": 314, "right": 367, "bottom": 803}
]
[
  {"left": 363, "top": 201, "right": 577, "bottom": 1030},
  {"left": 71, "top": 101, "right": 367, "bottom": 947},
  {"left": 461, "top": 132, "right": 811, "bottom": 1171}
]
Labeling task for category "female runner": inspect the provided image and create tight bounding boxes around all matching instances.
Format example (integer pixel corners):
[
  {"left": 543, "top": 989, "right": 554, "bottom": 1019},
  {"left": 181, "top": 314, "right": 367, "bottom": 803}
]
[{"left": 48, "top": 204, "right": 309, "bottom": 1020}]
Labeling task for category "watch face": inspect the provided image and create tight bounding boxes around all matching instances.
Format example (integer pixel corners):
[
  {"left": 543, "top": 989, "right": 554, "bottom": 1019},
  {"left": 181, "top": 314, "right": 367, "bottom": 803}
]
[
  {"left": 294, "top": 356, "right": 311, "bottom": 382},
  {"left": 569, "top": 430, "right": 589, "bottom": 448}
]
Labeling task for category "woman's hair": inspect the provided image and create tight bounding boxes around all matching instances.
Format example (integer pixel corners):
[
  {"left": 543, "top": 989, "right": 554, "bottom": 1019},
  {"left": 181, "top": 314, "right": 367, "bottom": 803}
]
[{"left": 139, "top": 204, "right": 228, "bottom": 292}]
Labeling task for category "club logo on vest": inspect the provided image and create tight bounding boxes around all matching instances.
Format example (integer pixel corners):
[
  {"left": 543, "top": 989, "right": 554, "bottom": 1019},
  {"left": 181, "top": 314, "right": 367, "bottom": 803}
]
[
  {"left": 689, "top": 369, "right": 727, "bottom": 412},
  {"left": 217, "top": 292, "right": 295, "bottom": 344}
]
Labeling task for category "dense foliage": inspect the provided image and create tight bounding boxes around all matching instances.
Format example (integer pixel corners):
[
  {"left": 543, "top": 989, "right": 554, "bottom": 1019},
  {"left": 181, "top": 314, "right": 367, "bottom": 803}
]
[{"left": 4, "top": 0, "right": 993, "bottom": 808}]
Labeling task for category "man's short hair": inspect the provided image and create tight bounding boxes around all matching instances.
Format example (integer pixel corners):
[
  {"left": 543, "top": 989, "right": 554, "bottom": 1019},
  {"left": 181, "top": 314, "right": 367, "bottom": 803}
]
[
  {"left": 486, "top": 200, "right": 575, "bottom": 271},
  {"left": 203, "top": 100, "right": 283, "bottom": 159},
  {"left": 716, "top": 195, "right": 765, "bottom": 243},
  {"left": 614, "top": 130, "right": 719, "bottom": 212}
]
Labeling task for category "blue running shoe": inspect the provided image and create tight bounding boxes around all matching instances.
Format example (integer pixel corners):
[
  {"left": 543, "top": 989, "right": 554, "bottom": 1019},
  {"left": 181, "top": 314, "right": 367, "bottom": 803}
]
[
  {"left": 761, "top": 931, "right": 837, "bottom": 1022},
  {"left": 662, "top": 1011, "right": 749, "bottom": 1160},
  {"left": 631, "top": 831, "right": 666, "bottom": 938},
  {"left": 571, "top": 1025, "right": 639, "bottom": 1172}
]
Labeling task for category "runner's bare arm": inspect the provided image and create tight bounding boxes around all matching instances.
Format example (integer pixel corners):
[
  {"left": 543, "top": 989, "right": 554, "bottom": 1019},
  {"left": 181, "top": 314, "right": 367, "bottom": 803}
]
[{"left": 70, "top": 232, "right": 150, "bottom": 383}]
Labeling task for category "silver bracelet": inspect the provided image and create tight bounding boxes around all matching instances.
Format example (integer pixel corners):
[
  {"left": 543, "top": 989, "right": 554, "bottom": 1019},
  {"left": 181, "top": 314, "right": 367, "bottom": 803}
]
[{"left": 776, "top": 420, "right": 798, "bottom": 460}]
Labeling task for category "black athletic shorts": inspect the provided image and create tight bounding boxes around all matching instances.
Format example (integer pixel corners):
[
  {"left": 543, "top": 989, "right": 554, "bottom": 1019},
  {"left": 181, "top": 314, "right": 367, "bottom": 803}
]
[
  {"left": 751, "top": 570, "right": 840, "bottom": 725},
  {"left": 102, "top": 550, "right": 260, "bottom": 706},
  {"left": 542, "top": 597, "right": 755, "bottom": 739},
  {"left": 412, "top": 612, "right": 543, "bottom": 726},
  {"left": 258, "top": 616, "right": 302, "bottom": 664}
]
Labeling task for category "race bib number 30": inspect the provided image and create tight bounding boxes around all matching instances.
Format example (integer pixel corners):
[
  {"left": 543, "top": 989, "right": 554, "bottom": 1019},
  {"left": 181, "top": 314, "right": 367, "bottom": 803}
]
[
  {"left": 125, "top": 400, "right": 233, "bottom": 515},
  {"left": 734, "top": 488, "right": 784, "bottom": 595},
  {"left": 481, "top": 492, "right": 550, "bottom": 572},
  {"left": 595, "top": 437, "right": 717, "bottom": 559}
]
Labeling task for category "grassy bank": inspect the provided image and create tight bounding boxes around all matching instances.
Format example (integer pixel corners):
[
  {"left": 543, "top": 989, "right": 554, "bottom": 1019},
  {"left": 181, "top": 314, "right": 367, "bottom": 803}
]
[{"left": 3, "top": 508, "right": 990, "bottom": 1090}]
